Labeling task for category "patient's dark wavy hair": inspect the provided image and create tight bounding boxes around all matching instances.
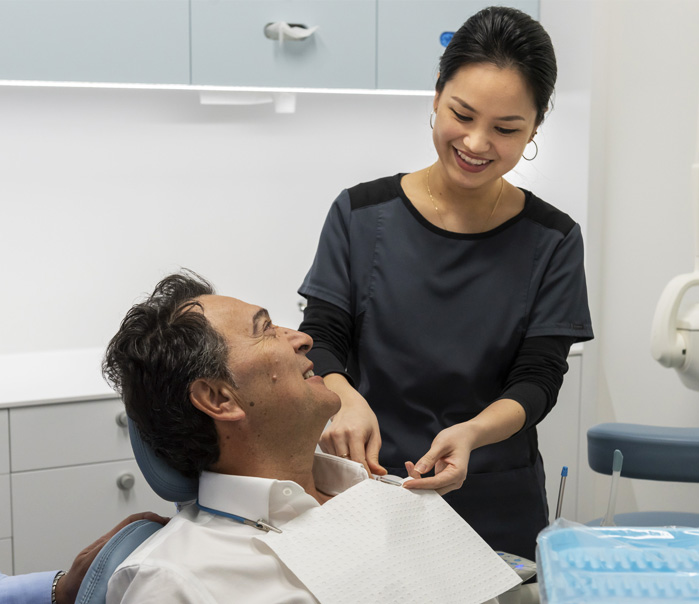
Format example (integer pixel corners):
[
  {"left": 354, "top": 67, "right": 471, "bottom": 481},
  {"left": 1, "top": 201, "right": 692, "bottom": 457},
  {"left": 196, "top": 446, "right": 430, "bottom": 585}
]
[
  {"left": 436, "top": 6, "right": 557, "bottom": 126},
  {"left": 103, "top": 270, "right": 234, "bottom": 478}
]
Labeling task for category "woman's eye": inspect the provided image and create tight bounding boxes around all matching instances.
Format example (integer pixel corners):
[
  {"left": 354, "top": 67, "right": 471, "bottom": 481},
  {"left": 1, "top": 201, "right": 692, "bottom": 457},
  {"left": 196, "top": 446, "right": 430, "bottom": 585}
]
[
  {"left": 451, "top": 109, "right": 472, "bottom": 122},
  {"left": 496, "top": 127, "right": 519, "bottom": 135}
]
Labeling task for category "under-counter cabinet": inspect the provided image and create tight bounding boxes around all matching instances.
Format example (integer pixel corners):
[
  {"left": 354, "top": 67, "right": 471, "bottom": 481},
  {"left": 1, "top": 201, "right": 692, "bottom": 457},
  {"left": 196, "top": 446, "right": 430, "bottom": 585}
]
[
  {"left": 0, "top": 410, "right": 11, "bottom": 573},
  {"left": 191, "top": 0, "right": 377, "bottom": 89},
  {"left": 7, "top": 399, "right": 173, "bottom": 575},
  {"left": 0, "top": 0, "right": 190, "bottom": 84}
]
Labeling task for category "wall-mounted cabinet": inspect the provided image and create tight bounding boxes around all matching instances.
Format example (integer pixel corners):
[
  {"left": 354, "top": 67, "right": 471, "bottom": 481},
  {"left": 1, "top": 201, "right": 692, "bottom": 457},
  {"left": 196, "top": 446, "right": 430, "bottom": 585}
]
[
  {"left": 0, "top": 0, "right": 538, "bottom": 91},
  {"left": 0, "top": 0, "right": 190, "bottom": 84},
  {"left": 192, "top": 0, "right": 376, "bottom": 89},
  {"left": 377, "top": 0, "right": 539, "bottom": 91}
]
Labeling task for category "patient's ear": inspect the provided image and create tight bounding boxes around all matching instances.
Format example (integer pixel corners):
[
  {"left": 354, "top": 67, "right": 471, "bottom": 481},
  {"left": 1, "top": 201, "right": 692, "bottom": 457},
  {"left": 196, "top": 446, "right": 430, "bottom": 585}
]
[{"left": 189, "top": 378, "right": 245, "bottom": 422}]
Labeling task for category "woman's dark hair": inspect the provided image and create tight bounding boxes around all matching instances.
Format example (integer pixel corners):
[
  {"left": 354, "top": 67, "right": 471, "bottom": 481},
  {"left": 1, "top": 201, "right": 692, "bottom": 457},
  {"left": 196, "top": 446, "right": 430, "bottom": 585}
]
[
  {"left": 436, "top": 6, "right": 557, "bottom": 125},
  {"left": 103, "top": 270, "right": 234, "bottom": 479}
]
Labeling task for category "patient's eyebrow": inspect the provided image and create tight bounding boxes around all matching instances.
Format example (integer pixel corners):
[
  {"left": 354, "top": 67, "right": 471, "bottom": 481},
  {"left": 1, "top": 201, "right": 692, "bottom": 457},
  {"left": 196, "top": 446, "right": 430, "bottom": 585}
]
[{"left": 251, "top": 308, "right": 270, "bottom": 334}]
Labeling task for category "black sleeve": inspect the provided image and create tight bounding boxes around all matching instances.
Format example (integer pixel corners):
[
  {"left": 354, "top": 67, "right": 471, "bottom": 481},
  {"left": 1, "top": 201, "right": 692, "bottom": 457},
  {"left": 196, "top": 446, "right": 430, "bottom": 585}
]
[
  {"left": 299, "top": 296, "right": 356, "bottom": 386},
  {"left": 499, "top": 335, "right": 575, "bottom": 430}
]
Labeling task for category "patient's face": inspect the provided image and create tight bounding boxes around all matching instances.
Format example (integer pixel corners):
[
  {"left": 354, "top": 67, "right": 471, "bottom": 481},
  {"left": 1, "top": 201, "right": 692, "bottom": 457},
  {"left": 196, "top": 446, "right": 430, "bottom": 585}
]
[{"left": 198, "top": 295, "right": 340, "bottom": 435}]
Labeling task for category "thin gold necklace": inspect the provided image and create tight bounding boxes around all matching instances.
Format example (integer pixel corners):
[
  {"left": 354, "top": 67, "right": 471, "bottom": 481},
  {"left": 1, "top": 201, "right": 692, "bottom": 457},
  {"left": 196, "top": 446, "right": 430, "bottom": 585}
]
[{"left": 426, "top": 165, "right": 505, "bottom": 232}]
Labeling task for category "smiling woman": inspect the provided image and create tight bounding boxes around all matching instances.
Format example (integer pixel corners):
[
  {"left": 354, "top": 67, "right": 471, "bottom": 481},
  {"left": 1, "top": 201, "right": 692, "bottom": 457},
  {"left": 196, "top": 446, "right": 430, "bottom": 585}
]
[{"left": 298, "top": 5, "right": 593, "bottom": 561}]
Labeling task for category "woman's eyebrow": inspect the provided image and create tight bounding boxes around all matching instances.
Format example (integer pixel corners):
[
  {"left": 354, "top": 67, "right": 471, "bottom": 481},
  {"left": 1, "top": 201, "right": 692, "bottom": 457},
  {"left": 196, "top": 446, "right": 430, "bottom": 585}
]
[{"left": 451, "top": 96, "right": 526, "bottom": 121}]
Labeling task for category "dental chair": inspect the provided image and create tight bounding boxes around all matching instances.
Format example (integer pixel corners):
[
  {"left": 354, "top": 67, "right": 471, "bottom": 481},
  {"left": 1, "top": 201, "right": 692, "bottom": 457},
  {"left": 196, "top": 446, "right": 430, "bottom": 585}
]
[
  {"left": 587, "top": 422, "right": 699, "bottom": 527},
  {"left": 75, "top": 419, "right": 198, "bottom": 604}
]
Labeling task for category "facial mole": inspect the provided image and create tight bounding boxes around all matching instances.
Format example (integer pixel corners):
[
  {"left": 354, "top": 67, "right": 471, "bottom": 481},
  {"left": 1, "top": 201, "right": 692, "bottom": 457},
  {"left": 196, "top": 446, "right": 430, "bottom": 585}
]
[
  {"left": 249, "top": 401, "right": 255, "bottom": 407},
  {"left": 271, "top": 374, "right": 278, "bottom": 382}
]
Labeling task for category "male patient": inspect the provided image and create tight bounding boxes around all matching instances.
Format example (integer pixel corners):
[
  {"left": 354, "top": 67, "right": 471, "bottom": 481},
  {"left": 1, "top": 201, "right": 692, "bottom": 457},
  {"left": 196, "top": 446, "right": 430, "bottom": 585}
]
[{"left": 102, "top": 271, "right": 378, "bottom": 602}]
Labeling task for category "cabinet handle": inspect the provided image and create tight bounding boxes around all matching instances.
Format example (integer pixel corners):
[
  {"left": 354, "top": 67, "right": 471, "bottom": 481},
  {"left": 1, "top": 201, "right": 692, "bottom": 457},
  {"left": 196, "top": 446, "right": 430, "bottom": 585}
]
[
  {"left": 264, "top": 22, "right": 318, "bottom": 42},
  {"left": 116, "top": 410, "right": 128, "bottom": 428},
  {"left": 117, "top": 473, "right": 135, "bottom": 491}
]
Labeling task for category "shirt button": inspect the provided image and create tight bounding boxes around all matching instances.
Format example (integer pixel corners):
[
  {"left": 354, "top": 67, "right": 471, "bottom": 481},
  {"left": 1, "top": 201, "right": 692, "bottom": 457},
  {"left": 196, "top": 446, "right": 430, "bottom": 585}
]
[{"left": 282, "top": 487, "right": 293, "bottom": 497}]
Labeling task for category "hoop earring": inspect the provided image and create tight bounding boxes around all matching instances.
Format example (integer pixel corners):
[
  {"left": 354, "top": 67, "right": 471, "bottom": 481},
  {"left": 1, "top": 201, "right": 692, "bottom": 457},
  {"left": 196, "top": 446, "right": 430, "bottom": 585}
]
[
  {"left": 429, "top": 111, "right": 435, "bottom": 130},
  {"left": 522, "top": 139, "right": 538, "bottom": 161}
]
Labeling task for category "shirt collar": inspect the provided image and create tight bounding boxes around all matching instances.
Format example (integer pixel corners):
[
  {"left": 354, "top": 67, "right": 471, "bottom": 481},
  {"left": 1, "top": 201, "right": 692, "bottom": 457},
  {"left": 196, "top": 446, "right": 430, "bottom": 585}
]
[{"left": 198, "top": 453, "right": 368, "bottom": 527}]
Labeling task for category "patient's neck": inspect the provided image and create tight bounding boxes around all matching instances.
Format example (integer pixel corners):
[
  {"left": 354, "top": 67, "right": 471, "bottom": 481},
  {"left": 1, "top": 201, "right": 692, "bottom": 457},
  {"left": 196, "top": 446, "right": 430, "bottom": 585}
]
[{"left": 213, "top": 434, "right": 329, "bottom": 504}]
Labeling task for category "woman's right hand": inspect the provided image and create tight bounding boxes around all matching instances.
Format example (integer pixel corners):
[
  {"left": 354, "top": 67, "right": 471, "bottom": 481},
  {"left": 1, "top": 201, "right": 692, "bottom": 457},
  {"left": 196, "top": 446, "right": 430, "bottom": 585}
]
[{"left": 320, "top": 373, "right": 387, "bottom": 477}]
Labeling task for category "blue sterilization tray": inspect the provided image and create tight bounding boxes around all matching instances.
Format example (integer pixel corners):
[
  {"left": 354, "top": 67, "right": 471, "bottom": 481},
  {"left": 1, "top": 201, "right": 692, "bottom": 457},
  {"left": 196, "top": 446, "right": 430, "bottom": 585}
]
[{"left": 537, "top": 520, "right": 699, "bottom": 602}]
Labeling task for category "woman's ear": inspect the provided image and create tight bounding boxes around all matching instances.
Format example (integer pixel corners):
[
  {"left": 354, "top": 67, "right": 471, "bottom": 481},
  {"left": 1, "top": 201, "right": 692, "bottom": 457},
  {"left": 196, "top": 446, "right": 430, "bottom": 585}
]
[{"left": 190, "top": 378, "right": 246, "bottom": 422}]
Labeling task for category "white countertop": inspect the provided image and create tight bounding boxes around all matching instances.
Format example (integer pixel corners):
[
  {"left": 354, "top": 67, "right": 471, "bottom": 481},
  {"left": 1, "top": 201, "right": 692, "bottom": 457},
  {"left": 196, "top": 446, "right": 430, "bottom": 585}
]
[
  {"left": 0, "top": 347, "right": 116, "bottom": 409},
  {"left": 0, "top": 343, "right": 584, "bottom": 409}
]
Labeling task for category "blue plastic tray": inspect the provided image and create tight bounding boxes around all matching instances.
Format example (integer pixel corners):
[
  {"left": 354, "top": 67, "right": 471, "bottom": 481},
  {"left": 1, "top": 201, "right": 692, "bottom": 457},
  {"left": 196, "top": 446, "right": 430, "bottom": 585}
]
[{"left": 537, "top": 520, "right": 699, "bottom": 602}]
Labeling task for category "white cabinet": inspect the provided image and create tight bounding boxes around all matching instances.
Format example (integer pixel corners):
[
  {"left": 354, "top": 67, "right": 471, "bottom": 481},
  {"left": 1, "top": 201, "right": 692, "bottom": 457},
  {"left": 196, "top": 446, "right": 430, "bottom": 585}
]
[
  {"left": 538, "top": 354, "right": 582, "bottom": 522},
  {"left": 191, "top": 0, "right": 376, "bottom": 89},
  {"left": 10, "top": 399, "right": 132, "bottom": 472},
  {"left": 0, "top": 410, "right": 10, "bottom": 571},
  {"left": 0, "top": 0, "right": 190, "bottom": 84},
  {"left": 12, "top": 459, "right": 171, "bottom": 574},
  {"left": 0, "top": 409, "right": 8, "bottom": 474},
  {"left": 6, "top": 399, "right": 173, "bottom": 575},
  {"left": 0, "top": 539, "right": 11, "bottom": 575},
  {"left": 377, "top": 0, "right": 539, "bottom": 91}
]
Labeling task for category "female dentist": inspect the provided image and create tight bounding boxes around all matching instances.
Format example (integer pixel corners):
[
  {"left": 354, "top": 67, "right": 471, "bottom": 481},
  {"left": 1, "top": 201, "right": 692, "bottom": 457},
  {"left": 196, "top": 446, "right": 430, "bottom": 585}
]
[{"left": 299, "top": 6, "right": 593, "bottom": 559}]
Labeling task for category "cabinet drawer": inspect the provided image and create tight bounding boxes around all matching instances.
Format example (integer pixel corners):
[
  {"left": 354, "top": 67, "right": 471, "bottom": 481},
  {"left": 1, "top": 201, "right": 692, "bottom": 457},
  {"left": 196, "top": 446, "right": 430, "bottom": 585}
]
[
  {"left": 0, "top": 538, "right": 11, "bottom": 575},
  {"left": 0, "top": 474, "right": 10, "bottom": 539},
  {"left": 377, "top": 0, "right": 539, "bottom": 90},
  {"left": 0, "top": 409, "right": 8, "bottom": 474},
  {"left": 0, "top": 0, "right": 190, "bottom": 84},
  {"left": 12, "top": 459, "right": 174, "bottom": 574},
  {"left": 192, "top": 0, "right": 376, "bottom": 88},
  {"left": 10, "top": 399, "right": 132, "bottom": 472}
]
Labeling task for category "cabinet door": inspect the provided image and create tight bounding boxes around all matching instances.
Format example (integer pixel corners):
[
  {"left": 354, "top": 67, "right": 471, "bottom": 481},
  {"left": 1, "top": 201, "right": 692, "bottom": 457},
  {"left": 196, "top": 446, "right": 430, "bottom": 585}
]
[
  {"left": 538, "top": 354, "right": 582, "bottom": 522},
  {"left": 377, "top": 0, "right": 539, "bottom": 91},
  {"left": 10, "top": 399, "right": 133, "bottom": 472},
  {"left": 0, "top": 475, "right": 10, "bottom": 540},
  {"left": 0, "top": 538, "right": 11, "bottom": 575},
  {"left": 192, "top": 0, "right": 376, "bottom": 88},
  {"left": 0, "top": 0, "right": 190, "bottom": 84},
  {"left": 0, "top": 410, "right": 8, "bottom": 474},
  {"left": 11, "top": 459, "right": 174, "bottom": 574}
]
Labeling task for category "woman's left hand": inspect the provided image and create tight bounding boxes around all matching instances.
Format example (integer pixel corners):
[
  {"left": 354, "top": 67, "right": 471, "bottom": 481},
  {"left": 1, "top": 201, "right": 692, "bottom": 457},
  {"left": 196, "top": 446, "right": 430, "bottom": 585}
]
[{"left": 402, "top": 423, "right": 475, "bottom": 496}]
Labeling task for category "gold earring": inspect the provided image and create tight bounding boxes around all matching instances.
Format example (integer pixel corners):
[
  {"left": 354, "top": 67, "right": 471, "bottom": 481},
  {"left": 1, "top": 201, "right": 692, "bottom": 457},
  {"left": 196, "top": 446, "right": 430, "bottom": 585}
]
[{"left": 522, "top": 139, "right": 539, "bottom": 161}]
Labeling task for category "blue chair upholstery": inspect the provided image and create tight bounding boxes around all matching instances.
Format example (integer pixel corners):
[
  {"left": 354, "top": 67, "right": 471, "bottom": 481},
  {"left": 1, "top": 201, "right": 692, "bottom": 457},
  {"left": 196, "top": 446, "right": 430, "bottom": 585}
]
[
  {"left": 75, "top": 519, "right": 162, "bottom": 604},
  {"left": 128, "top": 418, "right": 199, "bottom": 503},
  {"left": 587, "top": 422, "right": 699, "bottom": 526},
  {"left": 75, "top": 418, "right": 200, "bottom": 603}
]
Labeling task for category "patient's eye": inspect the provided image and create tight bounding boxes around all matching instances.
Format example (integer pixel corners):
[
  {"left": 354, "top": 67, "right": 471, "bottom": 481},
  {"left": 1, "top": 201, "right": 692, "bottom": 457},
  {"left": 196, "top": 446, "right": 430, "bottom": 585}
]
[{"left": 264, "top": 320, "right": 277, "bottom": 334}]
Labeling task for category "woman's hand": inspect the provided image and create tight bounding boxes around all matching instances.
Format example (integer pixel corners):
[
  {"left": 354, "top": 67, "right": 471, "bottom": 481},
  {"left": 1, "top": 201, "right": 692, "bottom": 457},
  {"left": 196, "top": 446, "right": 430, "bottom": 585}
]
[
  {"left": 403, "top": 398, "right": 527, "bottom": 496},
  {"left": 320, "top": 373, "right": 386, "bottom": 477},
  {"left": 402, "top": 423, "right": 475, "bottom": 495}
]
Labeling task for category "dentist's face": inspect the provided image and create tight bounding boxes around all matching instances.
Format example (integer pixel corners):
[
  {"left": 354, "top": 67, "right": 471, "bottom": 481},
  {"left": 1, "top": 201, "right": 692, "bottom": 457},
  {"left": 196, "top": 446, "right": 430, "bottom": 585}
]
[{"left": 432, "top": 63, "right": 538, "bottom": 192}]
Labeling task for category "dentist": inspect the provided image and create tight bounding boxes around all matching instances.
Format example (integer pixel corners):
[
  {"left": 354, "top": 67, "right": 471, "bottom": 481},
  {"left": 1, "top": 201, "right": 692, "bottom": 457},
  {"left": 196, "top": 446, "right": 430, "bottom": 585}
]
[{"left": 299, "top": 5, "right": 593, "bottom": 560}]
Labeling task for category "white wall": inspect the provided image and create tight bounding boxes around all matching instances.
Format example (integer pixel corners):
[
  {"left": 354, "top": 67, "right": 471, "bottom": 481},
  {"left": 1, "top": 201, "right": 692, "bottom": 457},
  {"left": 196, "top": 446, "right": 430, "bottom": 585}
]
[
  {"left": 586, "top": 0, "right": 699, "bottom": 518},
  {"left": 0, "top": 50, "right": 589, "bottom": 356}
]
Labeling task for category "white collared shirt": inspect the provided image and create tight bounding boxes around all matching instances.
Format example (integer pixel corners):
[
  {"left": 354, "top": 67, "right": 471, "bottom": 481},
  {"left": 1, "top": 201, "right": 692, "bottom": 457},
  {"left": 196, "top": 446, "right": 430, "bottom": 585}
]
[{"left": 106, "top": 453, "right": 368, "bottom": 604}]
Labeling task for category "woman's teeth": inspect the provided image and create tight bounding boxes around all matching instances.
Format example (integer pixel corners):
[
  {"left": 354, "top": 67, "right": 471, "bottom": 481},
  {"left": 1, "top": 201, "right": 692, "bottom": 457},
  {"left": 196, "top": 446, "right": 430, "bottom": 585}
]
[
  {"left": 303, "top": 370, "right": 315, "bottom": 379},
  {"left": 457, "top": 150, "right": 489, "bottom": 165}
]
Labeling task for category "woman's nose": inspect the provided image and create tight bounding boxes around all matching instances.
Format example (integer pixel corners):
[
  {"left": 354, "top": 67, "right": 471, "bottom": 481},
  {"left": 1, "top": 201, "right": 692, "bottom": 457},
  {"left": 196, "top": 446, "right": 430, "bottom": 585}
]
[{"left": 463, "top": 129, "right": 490, "bottom": 155}]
